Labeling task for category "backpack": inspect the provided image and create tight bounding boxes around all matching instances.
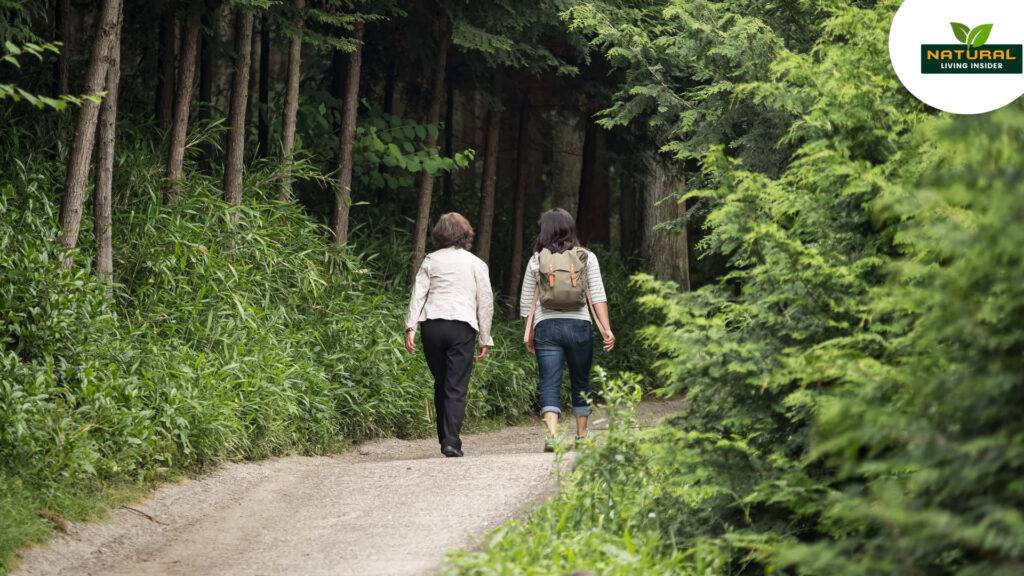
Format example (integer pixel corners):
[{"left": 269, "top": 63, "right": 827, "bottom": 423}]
[{"left": 536, "top": 247, "right": 588, "bottom": 311}]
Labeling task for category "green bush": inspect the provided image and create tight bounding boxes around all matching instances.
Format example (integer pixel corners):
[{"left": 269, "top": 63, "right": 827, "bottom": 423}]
[{"left": 445, "top": 3, "right": 1024, "bottom": 575}]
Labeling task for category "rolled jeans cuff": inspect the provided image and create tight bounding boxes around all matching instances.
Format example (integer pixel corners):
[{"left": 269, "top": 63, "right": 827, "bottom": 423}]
[
  {"left": 540, "top": 405, "right": 562, "bottom": 417},
  {"left": 572, "top": 405, "right": 593, "bottom": 417}
]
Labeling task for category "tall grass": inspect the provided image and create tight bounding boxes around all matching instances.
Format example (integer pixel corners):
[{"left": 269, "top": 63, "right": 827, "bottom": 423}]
[{"left": 0, "top": 130, "right": 549, "bottom": 572}]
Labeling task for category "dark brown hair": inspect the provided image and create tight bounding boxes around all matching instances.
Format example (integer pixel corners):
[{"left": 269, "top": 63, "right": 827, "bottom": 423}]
[
  {"left": 432, "top": 212, "right": 474, "bottom": 250},
  {"left": 533, "top": 208, "right": 580, "bottom": 254}
]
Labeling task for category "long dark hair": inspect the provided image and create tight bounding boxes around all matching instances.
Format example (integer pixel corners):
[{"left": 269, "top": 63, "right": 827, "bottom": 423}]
[{"left": 533, "top": 208, "right": 580, "bottom": 254}]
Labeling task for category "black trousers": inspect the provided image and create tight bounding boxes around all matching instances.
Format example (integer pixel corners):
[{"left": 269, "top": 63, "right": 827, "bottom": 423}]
[{"left": 420, "top": 319, "right": 476, "bottom": 451}]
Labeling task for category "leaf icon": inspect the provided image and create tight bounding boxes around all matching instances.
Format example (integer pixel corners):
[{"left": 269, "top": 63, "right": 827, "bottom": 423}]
[
  {"left": 968, "top": 23, "right": 993, "bottom": 47},
  {"left": 951, "top": 22, "right": 970, "bottom": 43}
]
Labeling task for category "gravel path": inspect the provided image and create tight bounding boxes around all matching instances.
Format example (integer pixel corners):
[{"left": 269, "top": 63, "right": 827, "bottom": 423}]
[{"left": 12, "top": 400, "right": 682, "bottom": 576}]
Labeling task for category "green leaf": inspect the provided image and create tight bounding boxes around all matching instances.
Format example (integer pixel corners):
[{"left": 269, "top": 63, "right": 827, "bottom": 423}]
[
  {"left": 414, "top": 125, "right": 426, "bottom": 139},
  {"left": 4, "top": 41, "right": 20, "bottom": 55},
  {"left": 3, "top": 55, "right": 19, "bottom": 68},
  {"left": 968, "top": 24, "right": 993, "bottom": 47},
  {"left": 426, "top": 125, "right": 438, "bottom": 139},
  {"left": 951, "top": 22, "right": 970, "bottom": 43}
]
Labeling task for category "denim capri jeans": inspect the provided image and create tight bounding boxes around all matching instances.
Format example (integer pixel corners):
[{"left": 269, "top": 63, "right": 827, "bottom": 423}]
[{"left": 533, "top": 318, "right": 594, "bottom": 417}]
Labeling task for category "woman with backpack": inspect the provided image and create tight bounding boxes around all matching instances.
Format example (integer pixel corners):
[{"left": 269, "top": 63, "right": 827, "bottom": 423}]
[
  {"left": 405, "top": 213, "right": 494, "bottom": 458},
  {"left": 520, "top": 208, "right": 615, "bottom": 452}
]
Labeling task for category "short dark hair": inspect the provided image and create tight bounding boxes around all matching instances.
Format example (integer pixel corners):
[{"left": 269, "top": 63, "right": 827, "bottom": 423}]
[
  {"left": 432, "top": 212, "right": 474, "bottom": 250},
  {"left": 533, "top": 208, "right": 580, "bottom": 254}
]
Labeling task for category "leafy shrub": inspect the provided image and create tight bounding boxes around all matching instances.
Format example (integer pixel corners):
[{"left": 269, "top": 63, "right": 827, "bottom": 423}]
[{"left": 445, "top": 3, "right": 1024, "bottom": 575}]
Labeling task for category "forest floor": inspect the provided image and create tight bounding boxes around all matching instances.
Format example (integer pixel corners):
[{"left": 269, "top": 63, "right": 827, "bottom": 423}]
[{"left": 12, "top": 399, "right": 683, "bottom": 576}]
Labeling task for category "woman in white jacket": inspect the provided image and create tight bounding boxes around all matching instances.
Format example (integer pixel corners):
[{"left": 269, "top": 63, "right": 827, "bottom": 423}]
[{"left": 405, "top": 213, "right": 493, "bottom": 458}]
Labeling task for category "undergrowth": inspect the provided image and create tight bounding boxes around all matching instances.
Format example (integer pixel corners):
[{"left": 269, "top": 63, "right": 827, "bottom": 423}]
[
  {"left": 443, "top": 3, "right": 1024, "bottom": 575},
  {"left": 0, "top": 132, "right": 598, "bottom": 571}
]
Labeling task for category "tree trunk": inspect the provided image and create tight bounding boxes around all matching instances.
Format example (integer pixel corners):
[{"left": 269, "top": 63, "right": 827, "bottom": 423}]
[
  {"left": 503, "top": 93, "right": 539, "bottom": 308},
  {"left": 257, "top": 20, "right": 271, "bottom": 157},
  {"left": 408, "top": 28, "right": 450, "bottom": 283},
  {"left": 441, "top": 69, "right": 454, "bottom": 208},
  {"left": 643, "top": 155, "right": 690, "bottom": 290},
  {"left": 198, "top": 0, "right": 219, "bottom": 170},
  {"left": 155, "top": 1, "right": 176, "bottom": 132},
  {"left": 278, "top": 0, "right": 304, "bottom": 202},
  {"left": 55, "top": 0, "right": 70, "bottom": 96},
  {"left": 58, "top": 0, "right": 122, "bottom": 266},
  {"left": 474, "top": 69, "right": 502, "bottom": 264},
  {"left": 164, "top": 1, "right": 201, "bottom": 205},
  {"left": 223, "top": 10, "right": 253, "bottom": 210},
  {"left": 94, "top": 12, "right": 122, "bottom": 289},
  {"left": 619, "top": 165, "right": 642, "bottom": 265},
  {"left": 331, "top": 22, "right": 364, "bottom": 246},
  {"left": 247, "top": 16, "right": 261, "bottom": 145},
  {"left": 576, "top": 122, "right": 610, "bottom": 247},
  {"left": 550, "top": 109, "right": 584, "bottom": 216}
]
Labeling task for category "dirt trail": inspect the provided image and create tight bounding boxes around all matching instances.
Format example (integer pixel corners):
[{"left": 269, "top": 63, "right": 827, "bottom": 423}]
[{"left": 12, "top": 400, "right": 683, "bottom": 576}]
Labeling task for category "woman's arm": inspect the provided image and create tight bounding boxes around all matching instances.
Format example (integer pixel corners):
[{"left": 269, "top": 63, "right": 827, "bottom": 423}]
[
  {"left": 586, "top": 253, "right": 614, "bottom": 351},
  {"left": 474, "top": 259, "right": 494, "bottom": 359},
  {"left": 404, "top": 258, "right": 430, "bottom": 353},
  {"left": 520, "top": 254, "right": 539, "bottom": 353},
  {"left": 592, "top": 301, "right": 615, "bottom": 351}
]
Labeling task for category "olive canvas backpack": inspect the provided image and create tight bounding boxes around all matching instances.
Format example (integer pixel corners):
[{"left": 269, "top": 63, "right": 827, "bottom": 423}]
[
  {"left": 536, "top": 247, "right": 589, "bottom": 311},
  {"left": 523, "top": 247, "right": 611, "bottom": 344}
]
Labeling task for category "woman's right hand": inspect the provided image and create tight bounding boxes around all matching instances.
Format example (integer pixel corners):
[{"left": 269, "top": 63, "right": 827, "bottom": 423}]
[{"left": 404, "top": 330, "right": 416, "bottom": 354}]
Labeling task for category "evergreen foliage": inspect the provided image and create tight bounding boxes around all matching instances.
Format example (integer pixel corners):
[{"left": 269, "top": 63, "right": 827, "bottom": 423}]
[{"left": 447, "top": 1, "right": 1024, "bottom": 575}]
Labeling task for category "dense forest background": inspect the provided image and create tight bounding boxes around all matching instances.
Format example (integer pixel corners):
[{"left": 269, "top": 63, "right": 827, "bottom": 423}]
[{"left": 2, "top": 0, "right": 1023, "bottom": 574}]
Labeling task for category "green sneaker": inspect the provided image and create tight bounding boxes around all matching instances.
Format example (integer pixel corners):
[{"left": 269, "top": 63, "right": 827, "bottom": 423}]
[
  {"left": 574, "top": 430, "right": 595, "bottom": 449},
  {"left": 544, "top": 434, "right": 558, "bottom": 452}
]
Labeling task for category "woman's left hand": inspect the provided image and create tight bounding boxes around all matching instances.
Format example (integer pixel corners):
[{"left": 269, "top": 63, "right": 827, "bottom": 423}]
[
  {"left": 602, "top": 330, "right": 616, "bottom": 352},
  {"left": 405, "top": 330, "right": 416, "bottom": 354},
  {"left": 476, "top": 346, "right": 488, "bottom": 362}
]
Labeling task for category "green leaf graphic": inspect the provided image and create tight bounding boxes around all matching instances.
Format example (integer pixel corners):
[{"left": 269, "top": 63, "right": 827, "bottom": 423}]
[
  {"left": 968, "top": 23, "right": 993, "bottom": 47},
  {"left": 951, "top": 22, "right": 970, "bottom": 43}
]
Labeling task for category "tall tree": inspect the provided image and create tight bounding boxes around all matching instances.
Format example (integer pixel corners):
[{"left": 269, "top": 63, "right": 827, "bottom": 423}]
[
  {"left": 155, "top": 0, "right": 176, "bottom": 132},
  {"left": 198, "top": 0, "right": 219, "bottom": 169},
  {"left": 331, "top": 21, "right": 364, "bottom": 246},
  {"left": 94, "top": 10, "right": 123, "bottom": 288},
  {"left": 643, "top": 154, "right": 689, "bottom": 289},
  {"left": 223, "top": 9, "right": 254, "bottom": 210},
  {"left": 257, "top": 18, "right": 271, "bottom": 157},
  {"left": 549, "top": 108, "right": 584, "bottom": 216},
  {"left": 504, "top": 90, "right": 540, "bottom": 307},
  {"left": 58, "top": 0, "right": 123, "bottom": 266},
  {"left": 277, "top": 0, "right": 305, "bottom": 201},
  {"left": 473, "top": 68, "right": 502, "bottom": 264},
  {"left": 408, "top": 22, "right": 450, "bottom": 282},
  {"left": 164, "top": 1, "right": 202, "bottom": 205},
  {"left": 247, "top": 16, "right": 262, "bottom": 150},
  {"left": 575, "top": 121, "right": 610, "bottom": 246},
  {"left": 54, "top": 0, "right": 70, "bottom": 97}
]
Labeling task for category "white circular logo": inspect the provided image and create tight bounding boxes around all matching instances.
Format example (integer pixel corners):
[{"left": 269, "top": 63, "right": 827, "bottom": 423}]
[{"left": 889, "top": 0, "right": 1024, "bottom": 114}]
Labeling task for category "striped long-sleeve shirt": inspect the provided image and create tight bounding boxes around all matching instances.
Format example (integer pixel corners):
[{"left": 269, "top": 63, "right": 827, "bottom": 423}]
[{"left": 519, "top": 249, "right": 607, "bottom": 327}]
